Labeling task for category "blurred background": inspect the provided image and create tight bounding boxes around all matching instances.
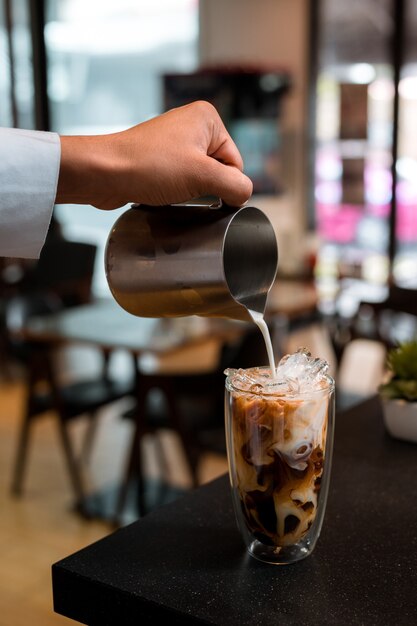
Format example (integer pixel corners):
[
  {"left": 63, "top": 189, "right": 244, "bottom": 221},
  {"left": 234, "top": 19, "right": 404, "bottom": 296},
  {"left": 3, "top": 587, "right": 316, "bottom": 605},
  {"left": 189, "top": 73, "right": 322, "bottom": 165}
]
[
  {"left": 2, "top": 0, "right": 417, "bottom": 309},
  {"left": 1, "top": 1, "right": 417, "bottom": 624}
]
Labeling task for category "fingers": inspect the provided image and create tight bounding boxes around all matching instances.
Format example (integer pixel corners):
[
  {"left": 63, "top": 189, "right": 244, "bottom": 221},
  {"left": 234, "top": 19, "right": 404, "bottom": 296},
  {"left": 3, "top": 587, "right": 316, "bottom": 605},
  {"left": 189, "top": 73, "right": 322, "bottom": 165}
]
[
  {"left": 202, "top": 105, "right": 244, "bottom": 171},
  {"left": 208, "top": 131, "right": 244, "bottom": 172},
  {"left": 199, "top": 155, "right": 253, "bottom": 207},
  {"left": 185, "top": 101, "right": 252, "bottom": 205}
]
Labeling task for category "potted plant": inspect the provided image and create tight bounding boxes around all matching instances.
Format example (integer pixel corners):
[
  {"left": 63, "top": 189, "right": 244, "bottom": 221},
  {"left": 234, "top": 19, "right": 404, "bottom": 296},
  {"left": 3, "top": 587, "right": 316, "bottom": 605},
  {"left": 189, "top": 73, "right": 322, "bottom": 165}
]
[{"left": 378, "top": 340, "right": 417, "bottom": 443}]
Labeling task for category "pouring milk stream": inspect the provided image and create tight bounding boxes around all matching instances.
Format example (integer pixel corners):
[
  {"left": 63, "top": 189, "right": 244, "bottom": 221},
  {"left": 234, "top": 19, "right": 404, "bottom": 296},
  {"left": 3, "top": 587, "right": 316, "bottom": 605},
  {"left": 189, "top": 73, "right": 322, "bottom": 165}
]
[{"left": 248, "top": 310, "right": 277, "bottom": 377}]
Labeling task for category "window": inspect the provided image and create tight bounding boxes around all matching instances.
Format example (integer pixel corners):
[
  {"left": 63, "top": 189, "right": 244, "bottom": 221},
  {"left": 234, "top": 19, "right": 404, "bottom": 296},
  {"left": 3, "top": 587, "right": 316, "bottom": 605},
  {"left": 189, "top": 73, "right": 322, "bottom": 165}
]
[
  {"left": 313, "top": 0, "right": 396, "bottom": 313},
  {"left": 45, "top": 0, "right": 199, "bottom": 295},
  {"left": 0, "top": 0, "right": 35, "bottom": 129},
  {"left": 394, "top": 0, "right": 417, "bottom": 286}
]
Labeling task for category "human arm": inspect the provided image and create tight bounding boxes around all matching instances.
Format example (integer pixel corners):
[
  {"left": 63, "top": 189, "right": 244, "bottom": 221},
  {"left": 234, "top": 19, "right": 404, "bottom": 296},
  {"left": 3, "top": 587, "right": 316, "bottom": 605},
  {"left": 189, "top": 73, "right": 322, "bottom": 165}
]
[
  {"left": 0, "top": 101, "right": 252, "bottom": 259},
  {"left": 56, "top": 100, "right": 252, "bottom": 209}
]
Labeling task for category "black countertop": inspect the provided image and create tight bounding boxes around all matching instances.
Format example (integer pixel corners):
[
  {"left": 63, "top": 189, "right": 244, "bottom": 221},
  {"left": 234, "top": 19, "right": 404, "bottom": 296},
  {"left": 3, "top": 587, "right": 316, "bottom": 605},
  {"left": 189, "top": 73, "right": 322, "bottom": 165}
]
[{"left": 52, "top": 395, "right": 417, "bottom": 625}]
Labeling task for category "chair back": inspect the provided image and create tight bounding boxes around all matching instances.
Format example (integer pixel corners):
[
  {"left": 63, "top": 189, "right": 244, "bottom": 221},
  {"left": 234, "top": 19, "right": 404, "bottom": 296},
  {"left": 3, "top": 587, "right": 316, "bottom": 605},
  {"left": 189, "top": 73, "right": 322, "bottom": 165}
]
[
  {"left": 356, "top": 285, "right": 417, "bottom": 348},
  {"left": 26, "top": 238, "right": 97, "bottom": 307},
  {"left": 4, "top": 292, "right": 63, "bottom": 365}
]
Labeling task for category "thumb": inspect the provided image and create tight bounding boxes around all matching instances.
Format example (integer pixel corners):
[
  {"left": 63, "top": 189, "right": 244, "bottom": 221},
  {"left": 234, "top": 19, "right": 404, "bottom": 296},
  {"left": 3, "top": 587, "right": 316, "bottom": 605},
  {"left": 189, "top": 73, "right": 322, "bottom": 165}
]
[{"left": 200, "top": 156, "right": 253, "bottom": 207}]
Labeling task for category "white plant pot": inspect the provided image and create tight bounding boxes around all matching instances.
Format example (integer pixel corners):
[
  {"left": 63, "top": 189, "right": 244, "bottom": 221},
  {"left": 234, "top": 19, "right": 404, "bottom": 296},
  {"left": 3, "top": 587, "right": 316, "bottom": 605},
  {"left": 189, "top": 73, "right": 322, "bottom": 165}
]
[{"left": 381, "top": 398, "right": 417, "bottom": 443}]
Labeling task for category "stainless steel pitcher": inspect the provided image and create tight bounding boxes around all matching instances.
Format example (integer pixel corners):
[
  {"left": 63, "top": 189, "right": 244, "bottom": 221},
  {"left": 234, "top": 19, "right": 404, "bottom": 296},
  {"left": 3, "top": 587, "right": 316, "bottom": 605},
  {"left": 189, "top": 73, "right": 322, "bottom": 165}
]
[{"left": 104, "top": 199, "right": 278, "bottom": 322}]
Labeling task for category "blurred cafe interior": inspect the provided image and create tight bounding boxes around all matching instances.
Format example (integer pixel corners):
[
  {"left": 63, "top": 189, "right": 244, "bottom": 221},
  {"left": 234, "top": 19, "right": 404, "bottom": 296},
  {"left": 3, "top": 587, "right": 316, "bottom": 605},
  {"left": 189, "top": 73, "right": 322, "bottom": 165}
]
[{"left": 1, "top": 0, "right": 417, "bottom": 623}]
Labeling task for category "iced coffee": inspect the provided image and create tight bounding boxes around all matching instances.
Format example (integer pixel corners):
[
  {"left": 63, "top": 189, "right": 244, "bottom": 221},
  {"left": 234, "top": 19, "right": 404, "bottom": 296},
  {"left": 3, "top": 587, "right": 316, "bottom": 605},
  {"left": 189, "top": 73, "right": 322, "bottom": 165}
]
[{"left": 225, "top": 348, "right": 335, "bottom": 564}]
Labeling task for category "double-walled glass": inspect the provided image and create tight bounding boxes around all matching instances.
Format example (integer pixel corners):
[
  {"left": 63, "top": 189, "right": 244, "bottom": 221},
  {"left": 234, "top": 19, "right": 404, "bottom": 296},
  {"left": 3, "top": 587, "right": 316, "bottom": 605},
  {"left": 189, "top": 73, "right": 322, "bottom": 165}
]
[{"left": 225, "top": 368, "right": 335, "bottom": 565}]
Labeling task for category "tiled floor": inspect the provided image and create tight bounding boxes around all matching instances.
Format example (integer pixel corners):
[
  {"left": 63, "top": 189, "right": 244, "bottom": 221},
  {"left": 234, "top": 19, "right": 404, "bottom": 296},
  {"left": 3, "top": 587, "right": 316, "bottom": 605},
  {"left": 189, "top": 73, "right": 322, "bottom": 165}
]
[{"left": 0, "top": 374, "right": 228, "bottom": 626}]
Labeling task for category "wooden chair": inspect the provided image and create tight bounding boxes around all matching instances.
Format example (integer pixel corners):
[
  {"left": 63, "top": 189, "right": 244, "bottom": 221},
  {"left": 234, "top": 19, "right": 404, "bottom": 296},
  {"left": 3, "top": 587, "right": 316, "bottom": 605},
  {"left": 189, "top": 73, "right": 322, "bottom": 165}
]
[
  {"left": 114, "top": 325, "right": 271, "bottom": 523},
  {"left": 7, "top": 295, "right": 134, "bottom": 517},
  {"left": 23, "top": 236, "right": 98, "bottom": 307},
  {"left": 353, "top": 285, "right": 417, "bottom": 349},
  {"left": 114, "top": 337, "right": 224, "bottom": 521},
  {"left": 2, "top": 236, "right": 98, "bottom": 373}
]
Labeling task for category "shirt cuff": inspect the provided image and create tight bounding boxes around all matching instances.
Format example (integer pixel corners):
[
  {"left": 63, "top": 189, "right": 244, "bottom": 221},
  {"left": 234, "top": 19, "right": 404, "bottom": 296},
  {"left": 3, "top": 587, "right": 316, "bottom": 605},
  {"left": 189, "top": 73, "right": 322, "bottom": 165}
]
[{"left": 0, "top": 127, "right": 61, "bottom": 259}]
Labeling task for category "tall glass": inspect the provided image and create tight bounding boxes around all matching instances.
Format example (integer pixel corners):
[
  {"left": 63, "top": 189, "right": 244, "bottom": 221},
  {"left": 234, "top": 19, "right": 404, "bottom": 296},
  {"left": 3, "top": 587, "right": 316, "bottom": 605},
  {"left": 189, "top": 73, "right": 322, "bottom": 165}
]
[{"left": 225, "top": 367, "right": 335, "bottom": 565}]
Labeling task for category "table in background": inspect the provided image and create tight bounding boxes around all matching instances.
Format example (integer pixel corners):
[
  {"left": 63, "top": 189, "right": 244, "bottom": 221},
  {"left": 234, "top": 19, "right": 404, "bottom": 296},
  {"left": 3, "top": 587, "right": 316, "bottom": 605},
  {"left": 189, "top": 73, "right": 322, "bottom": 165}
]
[
  {"left": 21, "top": 297, "right": 243, "bottom": 355},
  {"left": 21, "top": 280, "right": 319, "bottom": 350},
  {"left": 52, "top": 395, "right": 417, "bottom": 625},
  {"left": 267, "top": 278, "right": 317, "bottom": 320}
]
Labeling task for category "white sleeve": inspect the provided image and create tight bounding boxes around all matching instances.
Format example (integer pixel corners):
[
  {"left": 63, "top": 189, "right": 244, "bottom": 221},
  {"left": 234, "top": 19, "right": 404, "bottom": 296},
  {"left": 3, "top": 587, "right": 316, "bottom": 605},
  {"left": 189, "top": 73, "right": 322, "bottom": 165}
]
[{"left": 0, "top": 127, "right": 61, "bottom": 259}]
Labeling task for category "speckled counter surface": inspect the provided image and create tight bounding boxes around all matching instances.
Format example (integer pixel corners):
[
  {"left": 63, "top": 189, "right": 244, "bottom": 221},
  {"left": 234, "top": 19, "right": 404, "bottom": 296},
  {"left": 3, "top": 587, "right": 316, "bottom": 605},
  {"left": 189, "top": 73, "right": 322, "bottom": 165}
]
[{"left": 52, "top": 395, "right": 417, "bottom": 625}]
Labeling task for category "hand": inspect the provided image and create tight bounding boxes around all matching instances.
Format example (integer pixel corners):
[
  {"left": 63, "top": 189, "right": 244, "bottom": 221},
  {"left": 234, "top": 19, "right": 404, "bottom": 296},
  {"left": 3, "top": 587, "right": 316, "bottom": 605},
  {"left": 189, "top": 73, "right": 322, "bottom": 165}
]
[{"left": 56, "top": 101, "right": 253, "bottom": 209}]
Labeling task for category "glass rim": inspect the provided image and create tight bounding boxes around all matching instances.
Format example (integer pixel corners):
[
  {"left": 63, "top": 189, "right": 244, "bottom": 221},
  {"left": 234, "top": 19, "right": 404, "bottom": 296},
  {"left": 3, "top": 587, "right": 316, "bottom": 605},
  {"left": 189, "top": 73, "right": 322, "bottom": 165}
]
[{"left": 224, "top": 366, "right": 335, "bottom": 399}]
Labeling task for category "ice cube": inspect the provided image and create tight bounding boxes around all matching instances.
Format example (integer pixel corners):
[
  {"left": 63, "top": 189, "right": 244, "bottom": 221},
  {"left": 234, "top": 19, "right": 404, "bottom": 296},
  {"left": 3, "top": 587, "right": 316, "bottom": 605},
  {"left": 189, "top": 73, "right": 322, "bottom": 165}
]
[
  {"left": 225, "top": 367, "right": 269, "bottom": 392},
  {"left": 275, "top": 347, "right": 329, "bottom": 393},
  {"left": 226, "top": 348, "right": 329, "bottom": 396},
  {"left": 248, "top": 383, "right": 265, "bottom": 394}
]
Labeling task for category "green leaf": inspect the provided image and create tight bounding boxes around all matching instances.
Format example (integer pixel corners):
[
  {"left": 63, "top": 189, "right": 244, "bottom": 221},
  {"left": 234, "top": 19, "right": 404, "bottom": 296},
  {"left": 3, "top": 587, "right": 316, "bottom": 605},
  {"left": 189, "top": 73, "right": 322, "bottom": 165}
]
[
  {"left": 380, "top": 340, "right": 417, "bottom": 401},
  {"left": 386, "top": 340, "right": 417, "bottom": 379}
]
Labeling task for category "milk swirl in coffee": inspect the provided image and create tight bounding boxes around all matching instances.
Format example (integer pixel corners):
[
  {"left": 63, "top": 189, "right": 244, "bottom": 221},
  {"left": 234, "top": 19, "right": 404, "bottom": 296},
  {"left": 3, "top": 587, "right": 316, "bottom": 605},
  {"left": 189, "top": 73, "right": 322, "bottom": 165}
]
[{"left": 226, "top": 315, "right": 331, "bottom": 552}]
